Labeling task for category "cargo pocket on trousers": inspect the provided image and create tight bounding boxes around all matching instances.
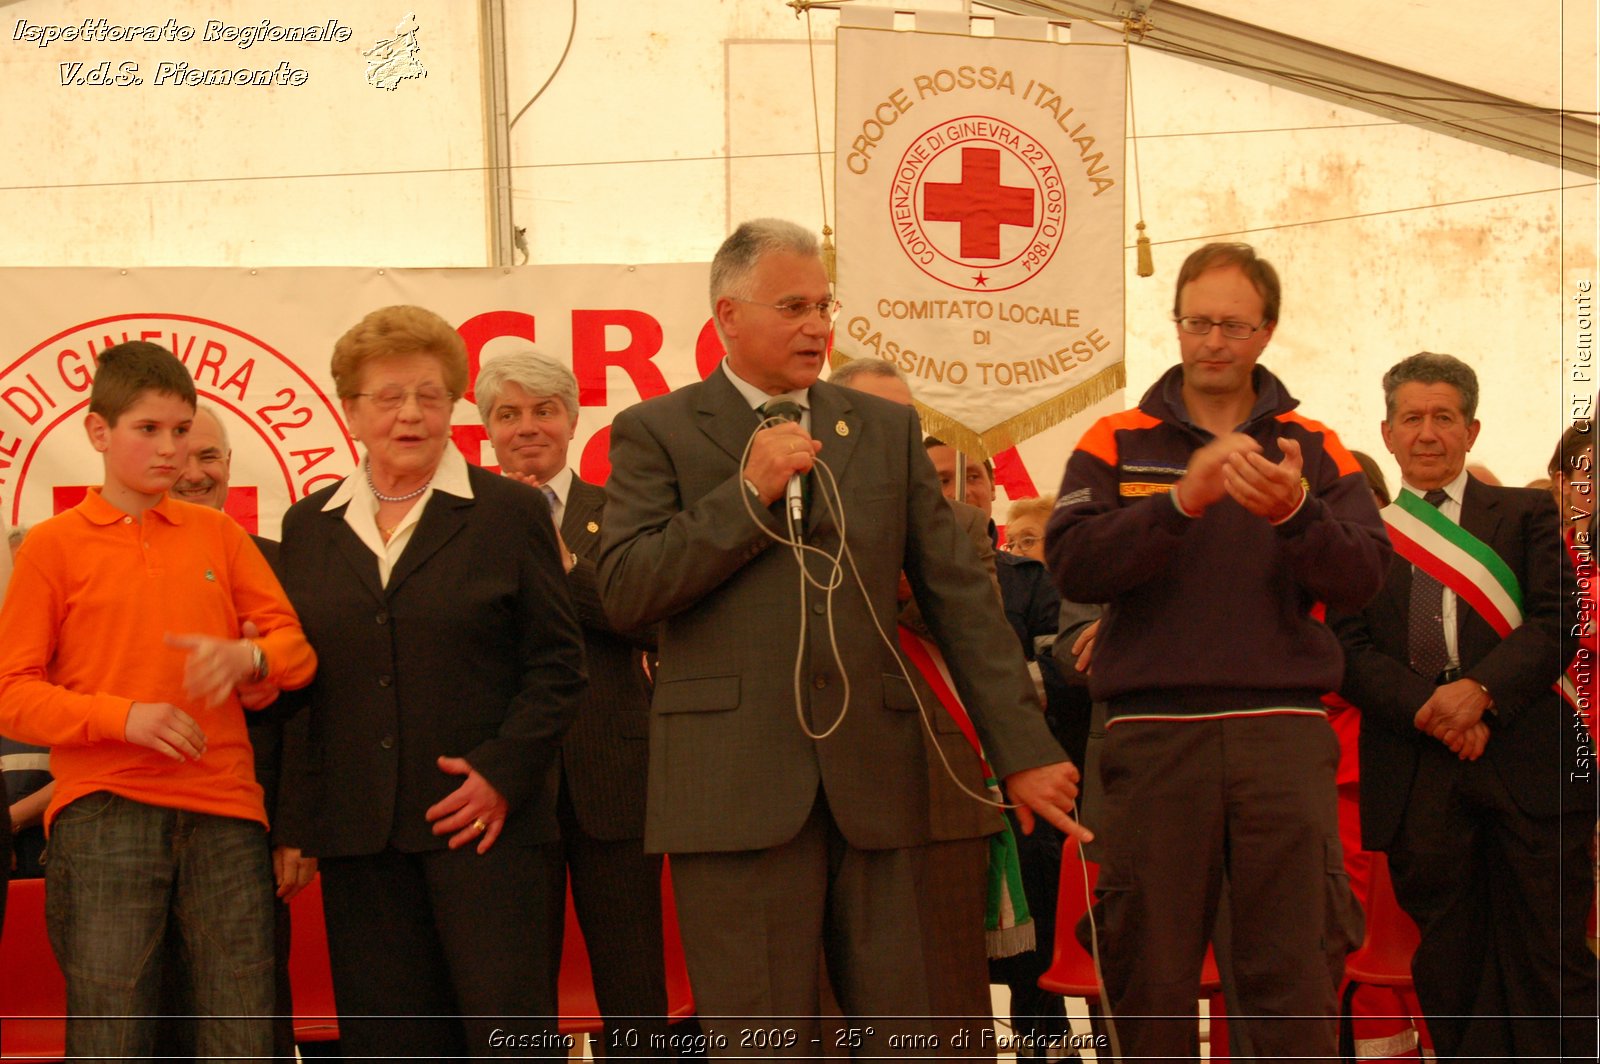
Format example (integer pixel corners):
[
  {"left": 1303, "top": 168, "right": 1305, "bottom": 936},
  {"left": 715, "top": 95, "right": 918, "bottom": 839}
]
[{"left": 1324, "top": 834, "right": 1365, "bottom": 985}]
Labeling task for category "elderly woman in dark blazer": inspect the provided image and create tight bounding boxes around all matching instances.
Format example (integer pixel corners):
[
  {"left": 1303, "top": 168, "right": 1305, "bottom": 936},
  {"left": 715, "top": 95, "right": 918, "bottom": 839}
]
[{"left": 274, "top": 305, "right": 586, "bottom": 1059}]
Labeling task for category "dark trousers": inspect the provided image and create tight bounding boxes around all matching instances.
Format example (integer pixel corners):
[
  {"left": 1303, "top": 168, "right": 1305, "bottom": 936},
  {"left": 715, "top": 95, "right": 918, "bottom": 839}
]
[
  {"left": 153, "top": 892, "right": 294, "bottom": 1060},
  {"left": 0, "top": 806, "right": 9, "bottom": 933},
  {"left": 917, "top": 836, "right": 996, "bottom": 1059},
  {"left": 558, "top": 782, "right": 671, "bottom": 1059},
  {"left": 671, "top": 792, "right": 963, "bottom": 1058},
  {"left": 1085, "top": 715, "right": 1358, "bottom": 1064},
  {"left": 319, "top": 841, "right": 567, "bottom": 1062},
  {"left": 1389, "top": 744, "right": 1599, "bottom": 1060}
]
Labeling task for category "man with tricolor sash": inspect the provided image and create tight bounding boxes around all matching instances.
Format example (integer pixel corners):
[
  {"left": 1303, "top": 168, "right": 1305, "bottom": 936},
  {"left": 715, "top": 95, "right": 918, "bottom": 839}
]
[{"left": 1333, "top": 351, "right": 1596, "bottom": 1060}]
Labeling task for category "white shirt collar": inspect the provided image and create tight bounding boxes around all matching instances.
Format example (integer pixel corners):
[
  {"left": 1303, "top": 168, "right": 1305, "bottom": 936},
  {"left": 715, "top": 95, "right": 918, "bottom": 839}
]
[
  {"left": 1399, "top": 466, "right": 1469, "bottom": 508},
  {"left": 721, "top": 358, "right": 810, "bottom": 414},
  {"left": 324, "top": 445, "right": 474, "bottom": 585}
]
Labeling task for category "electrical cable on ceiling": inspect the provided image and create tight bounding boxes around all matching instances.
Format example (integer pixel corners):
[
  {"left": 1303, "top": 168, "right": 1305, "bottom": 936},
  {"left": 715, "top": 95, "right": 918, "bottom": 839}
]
[{"left": 508, "top": 0, "right": 577, "bottom": 130}]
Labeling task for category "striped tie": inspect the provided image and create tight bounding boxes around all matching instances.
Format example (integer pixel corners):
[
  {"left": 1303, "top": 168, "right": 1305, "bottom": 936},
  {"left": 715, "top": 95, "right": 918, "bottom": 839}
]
[{"left": 1407, "top": 489, "right": 1451, "bottom": 681}]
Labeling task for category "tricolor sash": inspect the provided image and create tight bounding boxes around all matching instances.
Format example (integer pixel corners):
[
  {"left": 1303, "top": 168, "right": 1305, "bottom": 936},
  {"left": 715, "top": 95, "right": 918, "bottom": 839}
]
[
  {"left": 1381, "top": 492, "right": 1522, "bottom": 637},
  {"left": 1559, "top": 672, "right": 1586, "bottom": 717},
  {"left": 1383, "top": 493, "right": 1585, "bottom": 714},
  {"left": 895, "top": 625, "right": 1035, "bottom": 959}
]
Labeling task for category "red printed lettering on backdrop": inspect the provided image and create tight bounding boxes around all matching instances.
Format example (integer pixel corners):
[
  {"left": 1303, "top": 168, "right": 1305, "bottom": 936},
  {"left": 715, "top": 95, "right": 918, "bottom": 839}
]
[
  {"left": 457, "top": 311, "right": 537, "bottom": 406},
  {"left": 2, "top": 314, "right": 355, "bottom": 531},
  {"left": 993, "top": 448, "right": 1037, "bottom": 501},
  {"left": 571, "top": 309, "right": 669, "bottom": 406},
  {"left": 695, "top": 320, "right": 726, "bottom": 380}
]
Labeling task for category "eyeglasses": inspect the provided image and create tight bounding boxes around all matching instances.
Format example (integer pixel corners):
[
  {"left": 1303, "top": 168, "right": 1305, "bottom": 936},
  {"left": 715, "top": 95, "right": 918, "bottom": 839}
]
[
  {"left": 1002, "top": 535, "right": 1042, "bottom": 554},
  {"left": 355, "top": 386, "right": 457, "bottom": 412},
  {"left": 733, "top": 297, "right": 842, "bottom": 322},
  {"left": 1175, "top": 316, "right": 1268, "bottom": 340}
]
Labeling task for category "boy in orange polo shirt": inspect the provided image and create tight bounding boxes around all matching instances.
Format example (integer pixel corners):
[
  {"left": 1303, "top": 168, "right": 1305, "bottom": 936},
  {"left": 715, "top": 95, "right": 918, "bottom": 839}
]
[{"left": 0, "top": 341, "right": 316, "bottom": 1060}]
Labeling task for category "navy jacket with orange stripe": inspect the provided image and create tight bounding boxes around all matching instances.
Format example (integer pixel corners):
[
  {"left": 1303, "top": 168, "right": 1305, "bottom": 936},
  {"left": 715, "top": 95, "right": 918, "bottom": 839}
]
[{"left": 1043, "top": 364, "right": 1391, "bottom": 720}]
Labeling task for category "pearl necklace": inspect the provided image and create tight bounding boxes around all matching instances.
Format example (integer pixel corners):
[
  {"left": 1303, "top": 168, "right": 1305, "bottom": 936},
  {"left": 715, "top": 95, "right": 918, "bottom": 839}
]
[{"left": 365, "top": 458, "right": 432, "bottom": 503}]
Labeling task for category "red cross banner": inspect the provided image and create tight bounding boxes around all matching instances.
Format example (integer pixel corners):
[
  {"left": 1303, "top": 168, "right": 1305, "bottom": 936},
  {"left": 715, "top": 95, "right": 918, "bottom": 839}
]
[
  {"left": 0, "top": 265, "right": 712, "bottom": 538},
  {"left": 834, "top": 24, "right": 1126, "bottom": 456},
  {"left": 0, "top": 265, "right": 1085, "bottom": 542}
]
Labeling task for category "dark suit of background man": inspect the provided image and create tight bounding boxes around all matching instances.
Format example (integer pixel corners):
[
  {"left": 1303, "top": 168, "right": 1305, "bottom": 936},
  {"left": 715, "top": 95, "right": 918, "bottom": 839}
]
[
  {"left": 1333, "top": 352, "right": 1597, "bottom": 1060},
  {"left": 474, "top": 350, "right": 671, "bottom": 1056},
  {"left": 828, "top": 356, "right": 1005, "bottom": 1057},
  {"left": 597, "top": 218, "right": 1089, "bottom": 1055}
]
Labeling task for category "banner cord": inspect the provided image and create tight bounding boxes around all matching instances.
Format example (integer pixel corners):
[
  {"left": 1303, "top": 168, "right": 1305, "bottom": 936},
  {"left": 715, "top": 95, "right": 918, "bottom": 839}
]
[
  {"left": 1124, "top": 36, "right": 1154, "bottom": 278},
  {"left": 801, "top": 3, "right": 838, "bottom": 282}
]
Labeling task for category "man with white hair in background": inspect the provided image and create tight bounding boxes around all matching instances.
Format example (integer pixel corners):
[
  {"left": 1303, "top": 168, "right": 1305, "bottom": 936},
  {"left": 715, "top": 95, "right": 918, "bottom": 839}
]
[{"left": 475, "top": 351, "right": 672, "bottom": 1056}]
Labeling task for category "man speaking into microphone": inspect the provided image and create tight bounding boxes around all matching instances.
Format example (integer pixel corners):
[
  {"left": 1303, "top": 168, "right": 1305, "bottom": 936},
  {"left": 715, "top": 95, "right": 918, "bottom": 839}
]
[{"left": 598, "top": 218, "right": 1087, "bottom": 1054}]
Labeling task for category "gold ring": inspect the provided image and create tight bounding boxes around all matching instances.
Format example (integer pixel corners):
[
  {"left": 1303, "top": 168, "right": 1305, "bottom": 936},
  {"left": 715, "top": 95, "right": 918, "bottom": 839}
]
[{"left": 472, "top": 818, "right": 488, "bottom": 833}]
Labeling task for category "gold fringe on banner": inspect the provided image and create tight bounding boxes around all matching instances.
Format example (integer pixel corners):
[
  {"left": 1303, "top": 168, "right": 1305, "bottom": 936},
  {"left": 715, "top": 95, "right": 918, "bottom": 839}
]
[{"left": 828, "top": 352, "right": 1125, "bottom": 460}]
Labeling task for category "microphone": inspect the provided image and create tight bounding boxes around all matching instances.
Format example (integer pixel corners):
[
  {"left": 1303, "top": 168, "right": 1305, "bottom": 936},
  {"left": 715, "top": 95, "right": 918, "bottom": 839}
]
[{"left": 764, "top": 399, "right": 806, "bottom": 524}]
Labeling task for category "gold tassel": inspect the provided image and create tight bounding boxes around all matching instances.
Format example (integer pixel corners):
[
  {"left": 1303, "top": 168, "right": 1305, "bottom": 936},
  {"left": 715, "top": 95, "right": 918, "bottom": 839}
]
[
  {"left": 1135, "top": 221, "right": 1154, "bottom": 278},
  {"left": 821, "top": 224, "right": 837, "bottom": 285}
]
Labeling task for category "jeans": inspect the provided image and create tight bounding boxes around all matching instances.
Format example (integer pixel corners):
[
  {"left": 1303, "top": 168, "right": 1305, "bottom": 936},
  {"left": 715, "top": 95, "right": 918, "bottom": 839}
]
[{"left": 44, "top": 791, "right": 274, "bottom": 1063}]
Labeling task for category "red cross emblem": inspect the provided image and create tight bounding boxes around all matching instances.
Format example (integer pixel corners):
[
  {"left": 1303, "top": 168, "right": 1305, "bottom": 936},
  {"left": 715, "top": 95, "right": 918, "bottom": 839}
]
[{"left": 922, "top": 147, "right": 1035, "bottom": 260}]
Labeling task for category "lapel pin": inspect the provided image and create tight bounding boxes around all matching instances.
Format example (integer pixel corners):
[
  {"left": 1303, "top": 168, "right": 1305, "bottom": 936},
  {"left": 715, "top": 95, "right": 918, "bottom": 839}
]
[
  {"left": 204, "top": 569, "right": 216, "bottom": 582},
  {"left": 836, "top": 420, "right": 849, "bottom": 437},
  {"left": 586, "top": 520, "right": 599, "bottom": 533}
]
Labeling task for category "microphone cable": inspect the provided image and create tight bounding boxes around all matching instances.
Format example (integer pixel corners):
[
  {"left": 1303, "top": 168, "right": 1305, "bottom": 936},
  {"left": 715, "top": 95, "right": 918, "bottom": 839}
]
[
  {"left": 739, "top": 415, "right": 1117, "bottom": 1056},
  {"left": 737, "top": 414, "right": 1013, "bottom": 808}
]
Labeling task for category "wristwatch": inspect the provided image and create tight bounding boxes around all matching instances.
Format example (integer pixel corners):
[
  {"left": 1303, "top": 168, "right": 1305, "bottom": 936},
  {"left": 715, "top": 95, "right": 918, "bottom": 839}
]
[{"left": 247, "top": 642, "right": 269, "bottom": 682}]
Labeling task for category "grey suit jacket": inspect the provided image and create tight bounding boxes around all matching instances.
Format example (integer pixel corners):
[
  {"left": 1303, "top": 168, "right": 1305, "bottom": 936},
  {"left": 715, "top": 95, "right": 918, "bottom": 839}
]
[
  {"left": 597, "top": 369, "right": 1059, "bottom": 854},
  {"left": 560, "top": 475, "right": 653, "bottom": 840}
]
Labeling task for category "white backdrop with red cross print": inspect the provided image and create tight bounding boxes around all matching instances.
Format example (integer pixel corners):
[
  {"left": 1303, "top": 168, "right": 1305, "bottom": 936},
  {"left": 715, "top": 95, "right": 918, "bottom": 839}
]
[{"left": 0, "top": 266, "right": 1114, "bottom": 541}]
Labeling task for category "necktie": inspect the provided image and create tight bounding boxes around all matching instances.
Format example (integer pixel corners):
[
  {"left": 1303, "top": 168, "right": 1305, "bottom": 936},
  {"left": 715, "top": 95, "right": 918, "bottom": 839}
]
[
  {"left": 757, "top": 399, "right": 801, "bottom": 426},
  {"left": 1407, "top": 489, "right": 1452, "bottom": 681},
  {"left": 540, "top": 484, "right": 558, "bottom": 519},
  {"left": 757, "top": 400, "right": 810, "bottom": 512}
]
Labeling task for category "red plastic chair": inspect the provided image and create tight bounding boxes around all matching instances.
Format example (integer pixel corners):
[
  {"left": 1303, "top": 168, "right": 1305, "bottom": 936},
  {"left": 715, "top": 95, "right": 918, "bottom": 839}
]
[
  {"left": 1039, "top": 840, "right": 1229, "bottom": 1060},
  {"left": 557, "top": 857, "right": 696, "bottom": 1035},
  {"left": 286, "top": 878, "right": 340, "bottom": 1045},
  {"left": 0, "top": 878, "right": 67, "bottom": 1062},
  {"left": 1339, "top": 851, "right": 1430, "bottom": 1059}
]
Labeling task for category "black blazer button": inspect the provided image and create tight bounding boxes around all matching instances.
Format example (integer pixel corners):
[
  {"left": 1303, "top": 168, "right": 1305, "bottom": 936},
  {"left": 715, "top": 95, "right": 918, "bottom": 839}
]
[
  {"left": 379, "top": 735, "right": 395, "bottom": 750},
  {"left": 378, "top": 674, "right": 393, "bottom": 688}
]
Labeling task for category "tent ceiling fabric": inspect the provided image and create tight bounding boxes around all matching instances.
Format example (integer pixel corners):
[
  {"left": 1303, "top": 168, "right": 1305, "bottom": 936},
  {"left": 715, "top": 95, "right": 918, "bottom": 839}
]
[{"left": 976, "top": 0, "right": 1597, "bottom": 176}]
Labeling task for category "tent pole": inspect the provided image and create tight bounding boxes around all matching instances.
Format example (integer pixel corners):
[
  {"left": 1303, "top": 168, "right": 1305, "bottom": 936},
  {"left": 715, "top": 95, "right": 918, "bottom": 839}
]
[{"left": 480, "top": 0, "right": 515, "bottom": 268}]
